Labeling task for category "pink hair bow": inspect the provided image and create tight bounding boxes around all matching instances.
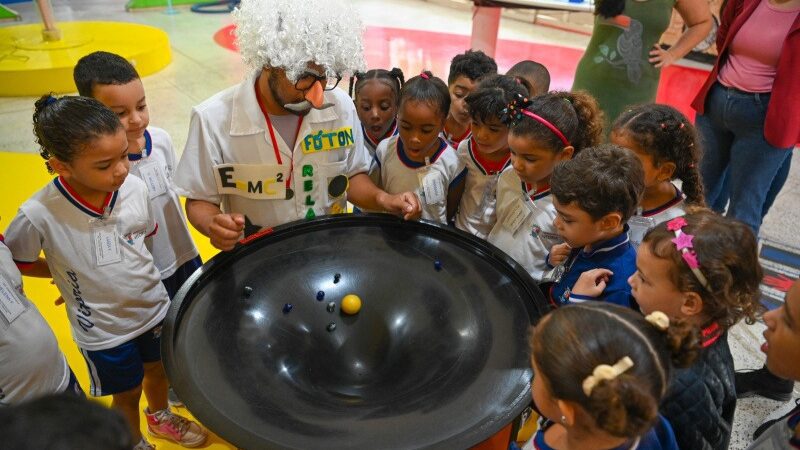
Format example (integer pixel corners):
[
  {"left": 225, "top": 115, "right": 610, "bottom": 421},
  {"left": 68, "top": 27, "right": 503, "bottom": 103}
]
[{"left": 666, "top": 217, "right": 709, "bottom": 289}]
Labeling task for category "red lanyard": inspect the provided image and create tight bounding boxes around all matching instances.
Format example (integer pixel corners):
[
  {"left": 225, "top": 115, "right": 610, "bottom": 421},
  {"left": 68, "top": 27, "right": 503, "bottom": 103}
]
[{"left": 255, "top": 84, "right": 304, "bottom": 188}]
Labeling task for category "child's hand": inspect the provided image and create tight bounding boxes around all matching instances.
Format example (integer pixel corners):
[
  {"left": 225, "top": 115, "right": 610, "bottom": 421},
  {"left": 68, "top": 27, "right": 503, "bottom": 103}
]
[
  {"left": 571, "top": 269, "right": 613, "bottom": 298},
  {"left": 380, "top": 191, "right": 422, "bottom": 220},
  {"left": 549, "top": 243, "right": 571, "bottom": 266},
  {"left": 209, "top": 213, "right": 245, "bottom": 251}
]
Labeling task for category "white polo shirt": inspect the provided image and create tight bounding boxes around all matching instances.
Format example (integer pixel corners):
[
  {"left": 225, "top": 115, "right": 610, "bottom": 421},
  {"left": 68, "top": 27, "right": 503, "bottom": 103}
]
[
  {"left": 454, "top": 138, "right": 511, "bottom": 239},
  {"left": 4, "top": 175, "right": 170, "bottom": 351},
  {"left": 0, "top": 240, "right": 70, "bottom": 405},
  {"left": 372, "top": 135, "right": 462, "bottom": 224},
  {"left": 628, "top": 187, "right": 686, "bottom": 249},
  {"left": 174, "top": 73, "right": 372, "bottom": 229},
  {"left": 487, "top": 167, "right": 563, "bottom": 281},
  {"left": 129, "top": 127, "right": 199, "bottom": 278}
]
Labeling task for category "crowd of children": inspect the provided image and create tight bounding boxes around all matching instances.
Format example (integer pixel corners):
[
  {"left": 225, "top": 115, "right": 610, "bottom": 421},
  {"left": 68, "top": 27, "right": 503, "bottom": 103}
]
[{"left": 1, "top": 41, "right": 792, "bottom": 450}]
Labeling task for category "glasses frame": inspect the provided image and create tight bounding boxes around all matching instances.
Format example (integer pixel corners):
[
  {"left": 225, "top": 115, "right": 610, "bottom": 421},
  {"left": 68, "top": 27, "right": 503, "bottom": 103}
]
[{"left": 295, "top": 72, "right": 342, "bottom": 92}]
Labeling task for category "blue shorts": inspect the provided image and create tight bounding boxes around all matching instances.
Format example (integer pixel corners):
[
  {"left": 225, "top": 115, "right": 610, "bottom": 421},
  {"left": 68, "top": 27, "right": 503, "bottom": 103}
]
[
  {"left": 80, "top": 323, "right": 163, "bottom": 397},
  {"left": 162, "top": 256, "right": 202, "bottom": 300}
]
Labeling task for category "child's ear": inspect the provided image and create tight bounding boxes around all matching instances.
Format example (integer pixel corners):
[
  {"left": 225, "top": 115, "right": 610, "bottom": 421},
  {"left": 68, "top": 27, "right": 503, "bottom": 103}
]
[
  {"left": 680, "top": 291, "right": 704, "bottom": 317},
  {"left": 556, "top": 145, "right": 575, "bottom": 162},
  {"left": 598, "top": 212, "right": 623, "bottom": 231},
  {"left": 48, "top": 158, "right": 71, "bottom": 177},
  {"left": 656, "top": 161, "right": 677, "bottom": 182},
  {"left": 557, "top": 399, "right": 577, "bottom": 427}
]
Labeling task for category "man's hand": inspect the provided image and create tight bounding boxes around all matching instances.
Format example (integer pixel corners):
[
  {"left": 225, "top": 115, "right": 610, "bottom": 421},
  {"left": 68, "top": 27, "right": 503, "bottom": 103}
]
[{"left": 209, "top": 213, "right": 245, "bottom": 251}]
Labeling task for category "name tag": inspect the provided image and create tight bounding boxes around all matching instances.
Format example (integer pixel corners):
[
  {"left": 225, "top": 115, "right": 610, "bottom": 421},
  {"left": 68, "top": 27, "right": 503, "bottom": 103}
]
[
  {"left": 90, "top": 219, "right": 122, "bottom": 267},
  {"left": 0, "top": 276, "right": 26, "bottom": 325},
  {"left": 503, "top": 198, "right": 531, "bottom": 235},
  {"left": 422, "top": 173, "right": 445, "bottom": 206},
  {"left": 301, "top": 127, "right": 355, "bottom": 154},
  {"left": 214, "top": 163, "right": 287, "bottom": 200},
  {"left": 138, "top": 161, "right": 168, "bottom": 198}
]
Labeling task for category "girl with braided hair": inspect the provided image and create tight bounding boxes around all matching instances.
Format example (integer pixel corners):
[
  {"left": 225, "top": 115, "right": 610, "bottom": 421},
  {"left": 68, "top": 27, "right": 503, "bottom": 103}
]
[
  {"left": 610, "top": 104, "right": 705, "bottom": 248},
  {"left": 349, "top": 68, "right": 405, "bottom": 156}
]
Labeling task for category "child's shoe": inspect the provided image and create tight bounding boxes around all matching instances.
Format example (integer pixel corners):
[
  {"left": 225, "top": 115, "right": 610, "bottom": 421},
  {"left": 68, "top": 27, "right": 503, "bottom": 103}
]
[{"left": 145, "top": 407, "right": 208, "bottom": 448}]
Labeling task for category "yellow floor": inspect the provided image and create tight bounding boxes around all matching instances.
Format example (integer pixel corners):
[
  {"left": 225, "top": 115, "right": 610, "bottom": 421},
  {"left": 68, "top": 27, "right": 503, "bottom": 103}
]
[
  {"left": 0, "top": 151, "right": 230, "bottom": 449},
  {"left": 0, "top": 21, "right": 171, "bottom": 96}
]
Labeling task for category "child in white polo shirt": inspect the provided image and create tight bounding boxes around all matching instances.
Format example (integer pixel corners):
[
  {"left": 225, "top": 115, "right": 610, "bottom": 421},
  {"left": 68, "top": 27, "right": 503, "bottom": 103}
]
[
  {"left": 371, "top": 71, "right": 462, "bottom": 224},
  {"left": 451, "top": 74, "right": 528, "bottom": 238},
  {"left": 4, "top": 96, "right": 206, "bottom": 450},
  {"left": 0, "top": 236, "right": 83, "bottom": 405},
  {"left": 74, "top": 51, "right": 202, "bottom": 300}
]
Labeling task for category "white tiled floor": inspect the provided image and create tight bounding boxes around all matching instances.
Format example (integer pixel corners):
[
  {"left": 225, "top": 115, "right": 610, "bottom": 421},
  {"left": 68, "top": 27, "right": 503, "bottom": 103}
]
[{"left": 1, "top": 1, "right": 798, "bottom": 448}]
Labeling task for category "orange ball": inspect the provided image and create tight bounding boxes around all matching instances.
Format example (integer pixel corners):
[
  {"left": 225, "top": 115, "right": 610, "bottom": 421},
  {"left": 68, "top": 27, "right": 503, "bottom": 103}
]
[{"left": 341, "top": 294, "right": 362, "bottom": 315}]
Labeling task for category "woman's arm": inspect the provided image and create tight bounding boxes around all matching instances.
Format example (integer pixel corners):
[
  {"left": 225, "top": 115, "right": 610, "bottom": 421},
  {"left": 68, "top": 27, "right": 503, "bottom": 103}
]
[{"left": 649, "top": 0, "right": 713, "bottom": 67}]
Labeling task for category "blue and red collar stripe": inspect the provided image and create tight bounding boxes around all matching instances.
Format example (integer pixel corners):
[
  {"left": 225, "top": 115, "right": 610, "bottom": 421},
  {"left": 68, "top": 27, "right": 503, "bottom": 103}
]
[
  {"left": 397, "top": 138, "right": 448, "bottom": 168},
  {"left": 363, "top": 121, "right": 398, "bottom": 149},
  {"left": 641, "top": 187, "right": 684, "bottom": 217},
  {"left": 521, "top": 181, "right": 551, "bottom": 201},
  {"left": 468, "top": 138, "right": 511, "bottom": 175},
  {"left": 54, "top": 177, "right": 118, "bottom": 218},
  {"left": 128, "top": 129, "right": 152, "bottom": 162}
]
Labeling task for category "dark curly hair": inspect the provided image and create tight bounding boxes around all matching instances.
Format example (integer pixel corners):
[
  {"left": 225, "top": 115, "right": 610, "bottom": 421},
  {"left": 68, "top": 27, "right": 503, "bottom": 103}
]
[
  {"left": 551, "top": 144, "right": 644, "bottom": 222},
  {"left": 33, "top": 95, "right": 122, "bottom": 173},
  {"left": 642, "top": 208, "right": 764, "bottom": 331},
  {"left": 532, "top": 303, "right": 699, "bottom": 438},
  {"left": 348, "top": 67, "right": 405, "bottom": 102},
  {"left": 465, "top": 74, "right": 528, "bottom": 124},
  {"left": 504, "top": 91, "right": 604, "bottom": 154},
  {"left": 447, "top": 49, "right": 498, "bottom": 85},
  {"left": 399, "top": 71, "right": 451, "bottom": 121},
  {"left": 613, "top": 104, "right": 705, "bottom": 206}
]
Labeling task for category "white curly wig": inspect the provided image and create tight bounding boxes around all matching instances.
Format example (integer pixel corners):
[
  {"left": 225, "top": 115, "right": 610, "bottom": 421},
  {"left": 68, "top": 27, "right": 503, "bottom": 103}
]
[{"left": 232, "top": 0, "right": 367, "bottom": 82}]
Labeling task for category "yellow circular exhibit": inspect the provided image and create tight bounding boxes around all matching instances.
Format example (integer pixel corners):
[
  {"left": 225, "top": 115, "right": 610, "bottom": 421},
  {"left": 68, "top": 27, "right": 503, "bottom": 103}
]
[
  {"left": 340, "top": 294, "right": 362, "bottom": 315},
  {"left": 0, "top": 21, "right": 171, "bottom": 96}
]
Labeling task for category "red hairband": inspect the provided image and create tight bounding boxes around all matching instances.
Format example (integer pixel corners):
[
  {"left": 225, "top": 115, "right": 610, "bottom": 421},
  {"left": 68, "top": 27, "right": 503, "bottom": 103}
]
[
  {"left": 519, "top": 109, "right": 570, "bottom": 147},
  {"left": 420, "top": 72, "right": 430, "bottom": 80}
]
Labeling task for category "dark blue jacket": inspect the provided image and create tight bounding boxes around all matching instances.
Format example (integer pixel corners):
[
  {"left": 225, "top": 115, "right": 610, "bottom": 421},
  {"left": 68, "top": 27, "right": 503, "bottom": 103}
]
[{"left": 547, "top": 226, "right": 636, "bottom": 308}]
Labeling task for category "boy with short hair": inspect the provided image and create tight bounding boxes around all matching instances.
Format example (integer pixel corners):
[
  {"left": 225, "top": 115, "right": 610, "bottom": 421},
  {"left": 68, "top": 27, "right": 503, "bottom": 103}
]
[
  {"left": 442, "top": 50, "right": 498, "bottom": 149},
  {"left": 73, "top": 51, "right": 202, "bottom": 301},
  {"left": 506, "top": 60, "right": 551, "bottom": 96},
  {"left": 546, "top": 144, "right": 644, "bottom": 307}
]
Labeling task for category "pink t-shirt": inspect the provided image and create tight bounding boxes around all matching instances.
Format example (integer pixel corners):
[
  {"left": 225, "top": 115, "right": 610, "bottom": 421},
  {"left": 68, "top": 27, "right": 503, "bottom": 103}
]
[{"left": 718, "top": 1, "right": 800, "bottom": 93}]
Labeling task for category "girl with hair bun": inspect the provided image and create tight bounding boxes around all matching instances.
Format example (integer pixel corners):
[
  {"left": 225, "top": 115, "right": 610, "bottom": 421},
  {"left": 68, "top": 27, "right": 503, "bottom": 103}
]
[
  {"left": 529, "top": 302, "right": 699, "bottom": 450},
  {"left": 369, "top": 71, "right": 462, "bottom": 224},
  {"left": 4, "top": 95, "right": 207, "bottom": 450}
]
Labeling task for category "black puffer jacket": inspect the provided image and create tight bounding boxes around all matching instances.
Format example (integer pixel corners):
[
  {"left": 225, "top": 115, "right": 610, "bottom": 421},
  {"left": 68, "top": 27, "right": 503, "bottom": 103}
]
[{"left": 660, "top": 332, "right": 736, "bottom": 450}]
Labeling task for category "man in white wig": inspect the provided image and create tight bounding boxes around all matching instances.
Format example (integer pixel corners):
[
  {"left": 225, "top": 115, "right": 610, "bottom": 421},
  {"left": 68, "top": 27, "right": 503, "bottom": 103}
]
[{"left": 175, "top": 0, "right": 421, "bottom": 251}]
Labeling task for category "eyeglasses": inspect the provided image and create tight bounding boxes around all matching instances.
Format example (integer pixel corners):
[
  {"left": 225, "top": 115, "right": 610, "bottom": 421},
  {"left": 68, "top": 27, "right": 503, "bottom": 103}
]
[{"left": 295, "top": 72, "right": 342, "bottom": 91}]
